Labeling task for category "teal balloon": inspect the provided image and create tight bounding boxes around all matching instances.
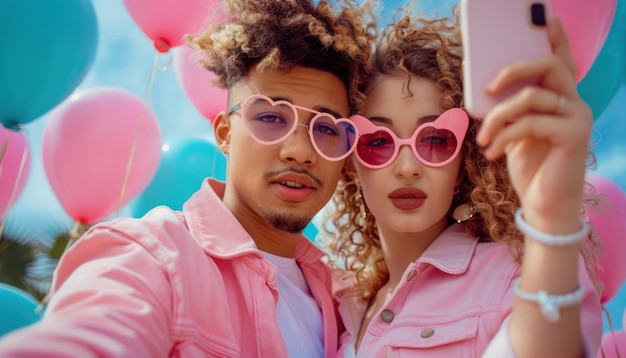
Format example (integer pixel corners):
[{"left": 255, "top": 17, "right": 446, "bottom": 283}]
[
  {"left": 0, "top": 283, "right": 41, "bottom": 337},
  {"left": 303, "top": 222, "right": 320, "bottom": 244},
  {"left": 578, "top": 0, "right": 626, "bottom": 120},
  {"left": 129, "top": 138, "right": 227, "bottom": 217},
  {"left": 0, "top": 0, "right": 98, "bottom": 130}
]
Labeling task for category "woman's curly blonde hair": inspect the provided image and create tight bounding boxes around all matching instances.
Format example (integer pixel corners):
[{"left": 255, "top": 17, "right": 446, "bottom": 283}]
[
  {"left": 186, "top": 0, "right": 376, "bottom": 114},
  {"left": 321, "top": 8, "right": 604, "bottom": 300}
]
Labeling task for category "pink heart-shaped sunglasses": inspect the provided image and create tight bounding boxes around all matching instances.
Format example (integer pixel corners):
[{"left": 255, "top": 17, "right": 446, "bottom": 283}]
[{"left": 351, "top": 108, "right": 469, "bottom": 168}]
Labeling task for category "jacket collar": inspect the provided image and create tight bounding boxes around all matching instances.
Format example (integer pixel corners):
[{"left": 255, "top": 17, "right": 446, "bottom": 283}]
[
  {"left": 182, "top": 178, "right": 326, "bottom": 264},
  {"left": 415, "top": 223, "right": 479, "bottom": 275}
]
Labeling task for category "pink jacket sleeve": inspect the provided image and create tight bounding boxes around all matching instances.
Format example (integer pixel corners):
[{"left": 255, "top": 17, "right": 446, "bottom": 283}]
[{"left": 0, "top": 224, "right": 175, "bottom": 357}]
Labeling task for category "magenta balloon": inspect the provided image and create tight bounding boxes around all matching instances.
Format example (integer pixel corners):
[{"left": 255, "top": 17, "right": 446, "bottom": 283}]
[
  {"left": 550, "top": 0, "right": 617, "bottom": 82},
  {"left": 122, "top": 0, "right": 221, "bottom": 52},
  {"left": 173, "top": 46, "right": 228, "bottom": 122},
  {"left": 42, "top": 87, "right": 162, "bottom": 224},
  {"left": 0, "top": 127, "right": 31, "bottom": 219},
  {"left": 586, "top": 174, "right": 626, "bottom": 303}
]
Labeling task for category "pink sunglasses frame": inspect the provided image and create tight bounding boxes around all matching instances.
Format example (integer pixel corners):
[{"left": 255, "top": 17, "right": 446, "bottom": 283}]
[
  {"left": 228, "top": 94, "right": 359, "bottom": 161},
  {"left": 351, "top": 108, "right": 470, "bottom": 169}
]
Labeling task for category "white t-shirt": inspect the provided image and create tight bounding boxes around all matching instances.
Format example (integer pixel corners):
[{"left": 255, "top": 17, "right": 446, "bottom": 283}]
[{"left": 262, "top": 251, "right": 324, "bottom": 357}]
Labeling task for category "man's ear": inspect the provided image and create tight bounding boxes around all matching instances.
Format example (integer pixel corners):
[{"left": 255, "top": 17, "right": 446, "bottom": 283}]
[{"left": 213, "top": 111, "right": 231, "bottom": 155}]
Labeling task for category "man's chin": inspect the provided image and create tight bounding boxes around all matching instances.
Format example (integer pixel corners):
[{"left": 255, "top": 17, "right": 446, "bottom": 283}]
[{"left": 263, "top": 213, "right": 311, "bottom": 234}]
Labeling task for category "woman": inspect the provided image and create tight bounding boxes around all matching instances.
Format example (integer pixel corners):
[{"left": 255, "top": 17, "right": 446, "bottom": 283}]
[{"left": 323, "top": 10, "right": 604, "bottom": 357}]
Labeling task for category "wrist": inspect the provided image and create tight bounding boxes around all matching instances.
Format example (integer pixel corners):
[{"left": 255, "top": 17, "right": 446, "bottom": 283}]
[
  {"left": 513, "top": 278, "right": 583, "bottom": 322},
  {"left": 515, "top": 209, "right": 588, "bottom": 246}
]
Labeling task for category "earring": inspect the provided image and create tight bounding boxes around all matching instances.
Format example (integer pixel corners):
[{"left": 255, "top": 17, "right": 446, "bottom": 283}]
[
  {"left": 451, "top": 203, "right": 474, "bottom": 223},
  {"left": 354, "top": 191, "right": 367, "bottom": 220}
]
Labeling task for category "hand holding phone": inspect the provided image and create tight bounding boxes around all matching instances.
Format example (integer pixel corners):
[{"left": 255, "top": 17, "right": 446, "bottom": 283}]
[{"left": 460, "top": 0, "right": 553, "bottom": 118}]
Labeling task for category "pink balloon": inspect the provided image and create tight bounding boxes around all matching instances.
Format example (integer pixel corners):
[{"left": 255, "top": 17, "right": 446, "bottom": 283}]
[
  {"left": 42, "top": 87, "right": 162, "bottom": 224},
  {"left": 122, "top": 0, "right": 222, "bottom": 53},
  {"left": 550, "top": 0, "right": 617, "bottom": 82},
  {"left": 0, "top": 127, "right": 31, "bottom": 219},
  {"left": 173, "top": 46, "right": 228, "bottom": 122},
  {"left": 586, "top": 173, "right": 626, "bottom": 303}
]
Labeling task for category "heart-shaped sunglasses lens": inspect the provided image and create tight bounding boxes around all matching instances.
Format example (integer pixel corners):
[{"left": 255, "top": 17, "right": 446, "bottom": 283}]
[
  {"left": 353, "top": 108, "right": 468, "bottom": 168},
  {"left": 242, "top": 95, "right": 358, "bottom": 160},
  {"left": 308, "top": 114, "right": 357, "bottom": 160}
]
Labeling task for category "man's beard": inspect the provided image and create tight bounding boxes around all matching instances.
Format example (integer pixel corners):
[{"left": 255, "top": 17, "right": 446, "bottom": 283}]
[{"left": 264, "top": 213, "right": 311, "bottom": 234}]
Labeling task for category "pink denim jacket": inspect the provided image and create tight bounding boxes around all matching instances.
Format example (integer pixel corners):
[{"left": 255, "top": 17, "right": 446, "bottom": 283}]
[
  {"left": 334, "top": 224, "right": 603, "bottom": 357},
  {"left": 0, "top": 179, "right": 344, "bottom": 357}
]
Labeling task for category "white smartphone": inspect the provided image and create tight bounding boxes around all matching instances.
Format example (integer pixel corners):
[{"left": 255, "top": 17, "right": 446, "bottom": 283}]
[{"left": 460, "top": 0, "right": 553, "bottom": 118}]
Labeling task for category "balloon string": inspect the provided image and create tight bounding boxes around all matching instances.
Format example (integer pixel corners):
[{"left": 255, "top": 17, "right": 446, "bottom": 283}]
[
  {"left": 36, "top": 220, "right": 92, "bottom": 314},
  {"left": 0, "top": 126, "right": 27, "bottom": 165},
  {"left": 66, "top": 221, "right": 92, "bottom": 250},
  {"left": 0, "top": 143, "right": 29, "bottom": 238},
  {"left": 0, "top": 136, "right": 9, "bottom": 167},
  {"left": 115, "top": 52, "right": 171, "bottom": 217},
  {"left": 599, "top": 303, "right": 621, "bottom": 358},
  {"left": 0, "top": 138, "right": 9, "bottom": 228}
]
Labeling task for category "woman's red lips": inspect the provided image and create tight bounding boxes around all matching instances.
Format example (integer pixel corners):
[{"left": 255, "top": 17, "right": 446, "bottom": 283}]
[{"left": 389, "top": 187, "right": 426, "bottom": 210}]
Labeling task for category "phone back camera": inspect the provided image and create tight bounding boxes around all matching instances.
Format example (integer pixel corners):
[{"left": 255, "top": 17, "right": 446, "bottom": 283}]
[{"left": 530, "top": 3, "right": 547, "bottom": 26}]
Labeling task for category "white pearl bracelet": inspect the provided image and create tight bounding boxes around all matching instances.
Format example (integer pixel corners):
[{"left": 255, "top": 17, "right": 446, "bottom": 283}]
[
  {"left": 514, "top": 209, "right": 588, "bottom": 246},
  {"left": 513, "top": 278, "right": 584, "bottom": 322}
]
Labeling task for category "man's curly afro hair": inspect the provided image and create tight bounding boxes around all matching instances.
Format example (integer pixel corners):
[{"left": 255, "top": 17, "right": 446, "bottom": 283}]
[{"left": 187, "top": 0, "right": 375, "bottom": 114}]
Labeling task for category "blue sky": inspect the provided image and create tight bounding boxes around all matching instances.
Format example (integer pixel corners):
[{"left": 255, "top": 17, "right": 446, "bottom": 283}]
[{"left": 5, "top": 0, "right": 626, "bottom": 333}]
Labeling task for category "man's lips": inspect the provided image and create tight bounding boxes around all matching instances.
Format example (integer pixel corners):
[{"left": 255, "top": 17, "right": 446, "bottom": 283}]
[
  {"left": 270, "top": 172, "right": 318, "bottom": 202},
  {"left": 389, "top": 187, "right": 426, "bottom": 210},
  {"left": 271, "top": 172, "right": 318, "bottom": 189}
]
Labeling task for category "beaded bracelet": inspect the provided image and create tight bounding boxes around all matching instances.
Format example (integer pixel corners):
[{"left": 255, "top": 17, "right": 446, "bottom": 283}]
[
  {"left": 513, "top": 278, "right": 584, "bottom": 322},
  {"left": 514, "top": 209, "right": 588, "bottom": 246}
]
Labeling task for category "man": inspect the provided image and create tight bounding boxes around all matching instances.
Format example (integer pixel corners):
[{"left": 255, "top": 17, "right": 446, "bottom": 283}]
[{"left": 0, "top": 1, "right": 373, "bottom": 356}]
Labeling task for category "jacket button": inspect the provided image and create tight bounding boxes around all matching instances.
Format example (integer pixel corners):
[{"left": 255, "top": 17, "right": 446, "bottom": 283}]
[
  {"left": 420, "top": 328, "right": 435, "bottom": 338},
  {"left": 380, "top": 309, "right": 394, "bottom": 322},
  {"left": 406, "top": 270, "right": 417, "bottom": 281}
]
